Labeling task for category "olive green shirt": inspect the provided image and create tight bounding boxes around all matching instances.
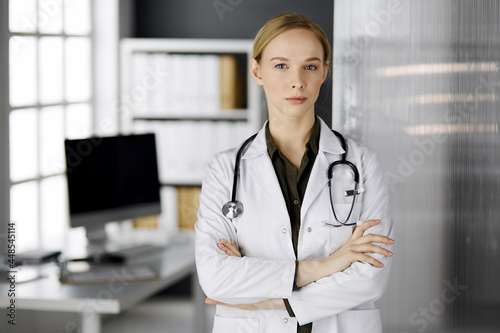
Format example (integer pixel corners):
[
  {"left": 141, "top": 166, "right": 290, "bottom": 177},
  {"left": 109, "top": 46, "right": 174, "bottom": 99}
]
[{"left": 265, "top": 117, "right": 321, "bottom": 333}]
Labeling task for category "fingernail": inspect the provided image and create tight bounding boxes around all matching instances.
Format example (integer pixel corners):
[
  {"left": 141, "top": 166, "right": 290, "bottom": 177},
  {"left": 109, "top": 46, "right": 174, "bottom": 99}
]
[
  {"left": 388, "top": 251, "right": 393, "bottom": 256},
  {"left": 389, "top": 239, "right": 394, "bottom": 243},
  {"left": 379, "top": 262, "right": 384, "bottom": 267}
]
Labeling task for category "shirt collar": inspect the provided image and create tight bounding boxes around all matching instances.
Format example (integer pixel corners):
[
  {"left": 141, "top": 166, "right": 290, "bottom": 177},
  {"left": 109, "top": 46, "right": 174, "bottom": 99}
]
[
  {"left": 241, "top": 117, "right": 345, "bottom": 160},
  {"left": 265, "top": 116, "right": 321, "bottom": 158}
]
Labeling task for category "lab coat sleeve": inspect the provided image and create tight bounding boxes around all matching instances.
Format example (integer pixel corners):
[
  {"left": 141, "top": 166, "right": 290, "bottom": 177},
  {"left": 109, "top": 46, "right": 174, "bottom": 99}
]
[
  {"left": 287, "top": 148, "right": 394, "bottom": 325},
  {"left": 195, "top": 152, "right": 296, "bottom": 304}
]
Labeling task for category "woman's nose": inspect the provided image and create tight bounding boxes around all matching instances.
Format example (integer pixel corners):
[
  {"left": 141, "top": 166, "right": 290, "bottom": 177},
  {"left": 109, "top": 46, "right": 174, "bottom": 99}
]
[{"left": 290, "top": 71, "right": 305, "bottom": 89}]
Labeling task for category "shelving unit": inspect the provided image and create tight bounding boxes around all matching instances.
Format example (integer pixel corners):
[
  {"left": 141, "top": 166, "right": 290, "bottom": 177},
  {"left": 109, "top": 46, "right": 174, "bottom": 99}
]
[
  {"left": 120, "top": 38, "right": 261, "bottom": 186},
  {"left": 120, "top": 38, "right": 261, "bottom": 229}
]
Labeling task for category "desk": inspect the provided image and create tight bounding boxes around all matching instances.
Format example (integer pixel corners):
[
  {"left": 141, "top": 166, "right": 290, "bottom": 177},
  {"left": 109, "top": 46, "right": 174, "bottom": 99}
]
[{"left": 0, "top": 232, "right": 206, "bottom": 333}]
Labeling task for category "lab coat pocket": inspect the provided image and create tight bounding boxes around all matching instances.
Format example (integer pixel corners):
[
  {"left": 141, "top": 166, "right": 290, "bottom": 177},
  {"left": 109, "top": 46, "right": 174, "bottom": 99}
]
[
  {"left": 337, "top": 309, "right": 382, "bottom": 333},
  {"left": 212, "top": 315, "right": 260, "bottom": 333}
]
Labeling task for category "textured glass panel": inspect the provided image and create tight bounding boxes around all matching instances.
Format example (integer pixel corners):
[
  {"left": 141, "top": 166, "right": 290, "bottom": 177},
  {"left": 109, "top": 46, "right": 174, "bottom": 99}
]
[
  {"left": 10, "top": 108, "right": 38, "bottom": 182},
  {"left": 40, "top": 106, "right": 65, "bottom": 175},
  {"left": 333, "top": 0, "right": 500, "bottom": 331},
  {"left": 38, "top": 0, "right": 63, "bottom": 33},
  {"left": 39, "top": 37, "right": 63, "bottom": 104},
  {"left": 64, "top": 0, "right": 91, "bottom": 35},
  {"left": 9, "top": 36, "right": 37, "bottom": 107},
  {"left": 65, "top": 37, "right": 91, "bottom": 102},
  {"left": 66, "top": 103, "right": 92, "bottom": 139},
  {"left": 40, "top": 176, "right": 67, "bottom": 250},
  {"left": 10, "top": 181, "right": 39, "bottom": 252},
  {"left": 9, "top": 0, "right": 37, "bottom": 32}
]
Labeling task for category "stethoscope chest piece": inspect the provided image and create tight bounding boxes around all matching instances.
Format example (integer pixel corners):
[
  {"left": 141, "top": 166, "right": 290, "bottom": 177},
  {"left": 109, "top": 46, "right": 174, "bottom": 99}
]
[{"left": 222, "top": 201, "right": 244, "bottom": 219}]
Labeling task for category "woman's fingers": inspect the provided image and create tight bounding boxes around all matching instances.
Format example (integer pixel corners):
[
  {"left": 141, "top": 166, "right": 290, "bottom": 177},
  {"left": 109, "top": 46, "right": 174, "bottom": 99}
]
[
  {"left": 218, "top": 239, "right": 242, "bottom": 257},
  {"left": 358, "top": 253, "right": 385, "bottom": 268},
  {"left": 350, "top": 219, "right": 381, "bottom": 240},
  {"left": 353, "top": 234, "right": 394, "bottom": 246},
  {"left": 351, "top": 243, "right": 393, "bottom": 258}
]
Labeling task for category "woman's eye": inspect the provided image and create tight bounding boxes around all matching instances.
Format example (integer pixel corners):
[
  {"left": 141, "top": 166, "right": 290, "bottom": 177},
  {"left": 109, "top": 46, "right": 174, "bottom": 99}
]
[
  {"left": 305, "top": 65, "right": 317, "bottom": 70},
  {"left": 275, "top": 64, "right": 287, "bottom": 69}
]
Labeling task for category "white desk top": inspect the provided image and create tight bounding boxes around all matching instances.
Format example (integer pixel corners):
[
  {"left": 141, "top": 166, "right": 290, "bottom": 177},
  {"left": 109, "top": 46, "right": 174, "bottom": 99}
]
[{"left": 0, "top": 231, "right": 196, "bottom": 314}]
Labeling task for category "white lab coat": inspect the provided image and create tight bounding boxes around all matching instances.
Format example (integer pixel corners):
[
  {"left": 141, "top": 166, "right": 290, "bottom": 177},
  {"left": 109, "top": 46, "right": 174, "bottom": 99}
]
[{"left": 195, "top": 118, "right": 393, "bottom": 333}]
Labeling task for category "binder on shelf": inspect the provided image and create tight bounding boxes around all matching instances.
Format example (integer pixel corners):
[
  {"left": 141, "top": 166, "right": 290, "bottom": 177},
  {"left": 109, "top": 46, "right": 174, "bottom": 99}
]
[
  {"left": 131, "top": 52, "right": 149, "bottom": 115},
  {"left": 200, "top": 54, "right": 220, "bottom": 115},
  {"left": 171, "top": 54, "right": 183, "bottom": 115},
  {"left": 219, "top": 54, "right": 244, "bottom": 110},
  {"left": 177, "top": 186, "right": 202, "bottom": 230},
  {"left": 149, "top": 52, "right": 169, "bottom": 114}
]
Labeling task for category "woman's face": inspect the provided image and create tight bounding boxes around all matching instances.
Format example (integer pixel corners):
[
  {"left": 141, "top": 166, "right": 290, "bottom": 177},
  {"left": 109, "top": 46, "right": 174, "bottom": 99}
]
[{"left": 251, "top": 28, "right": 329, "bottom": 122}]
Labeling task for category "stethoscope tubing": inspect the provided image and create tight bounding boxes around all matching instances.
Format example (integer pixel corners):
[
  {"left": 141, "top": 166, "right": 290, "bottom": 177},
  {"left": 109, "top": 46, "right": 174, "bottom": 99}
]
[
  {"left": 222, "top": 129, "right": 360, "bottom": 226},
  {"left": 229, "top": 133, "right": 257, "bottom": 203}
]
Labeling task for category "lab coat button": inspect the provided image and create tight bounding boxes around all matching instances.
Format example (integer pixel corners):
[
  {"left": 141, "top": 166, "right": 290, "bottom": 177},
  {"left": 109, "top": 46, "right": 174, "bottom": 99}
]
[
  {"left": 307, "top": 227, "right": 312, "bottom": 232},
  {"left": 282, "top": 228, "right": 287, "bottom": 234},
  {"left": 282, "top": 318, "right": 289, "bottom": 324}
]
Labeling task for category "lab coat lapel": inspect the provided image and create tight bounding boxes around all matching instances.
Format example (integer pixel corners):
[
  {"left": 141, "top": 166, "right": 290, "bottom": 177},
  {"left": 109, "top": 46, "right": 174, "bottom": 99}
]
[
  {"left": 301, "top": 152, "right": 330, "bottom": 217},
  {"left": 301, "top": 119, "right": 345, "bottom": 217},
  {"left": 242, "top": 125, "right": 289, "bottom": 223}
]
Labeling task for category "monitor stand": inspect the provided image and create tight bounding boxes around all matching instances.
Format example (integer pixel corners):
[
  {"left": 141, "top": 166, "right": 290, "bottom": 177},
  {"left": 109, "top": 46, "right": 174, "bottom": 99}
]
[{"left": 84, "top": 226, "right": 108, "bottom": 256}]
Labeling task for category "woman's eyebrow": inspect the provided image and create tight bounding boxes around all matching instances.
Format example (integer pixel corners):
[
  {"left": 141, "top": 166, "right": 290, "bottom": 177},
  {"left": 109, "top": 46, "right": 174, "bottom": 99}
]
[
  {"left": 305, "top": 57, "right": 322, "bottom": 62},
  {"left": 269, "top": 57, "right": 288, "bottom": 62},
  {"left": 269, "top": 56, "right": 322, "bottom": 62}
]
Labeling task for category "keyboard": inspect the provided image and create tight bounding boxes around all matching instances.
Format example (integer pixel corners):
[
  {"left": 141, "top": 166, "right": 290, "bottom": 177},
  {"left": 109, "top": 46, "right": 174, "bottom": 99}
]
[
  {"left": 60, "top": 263, "right": 158, "bottom": 284},
  {"left": 109, "top": 244, "right": 166, "bottom": 260}
]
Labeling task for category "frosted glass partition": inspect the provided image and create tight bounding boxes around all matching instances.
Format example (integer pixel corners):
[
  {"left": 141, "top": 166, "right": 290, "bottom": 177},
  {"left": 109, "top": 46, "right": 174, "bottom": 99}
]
[{"left": 333, "top": 0, "right": 499, "bottom": 332}]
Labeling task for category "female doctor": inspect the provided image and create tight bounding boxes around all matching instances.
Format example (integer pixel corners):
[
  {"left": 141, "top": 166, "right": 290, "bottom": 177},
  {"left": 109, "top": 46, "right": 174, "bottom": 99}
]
[{"left": 195, "top": 13, "right": 394, "bottom": 333}]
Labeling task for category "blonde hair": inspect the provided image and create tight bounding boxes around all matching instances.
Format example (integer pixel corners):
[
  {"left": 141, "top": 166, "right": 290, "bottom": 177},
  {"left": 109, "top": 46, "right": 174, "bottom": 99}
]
[{"left": 253, "top": 13, "right": 331, "bottom": 67}]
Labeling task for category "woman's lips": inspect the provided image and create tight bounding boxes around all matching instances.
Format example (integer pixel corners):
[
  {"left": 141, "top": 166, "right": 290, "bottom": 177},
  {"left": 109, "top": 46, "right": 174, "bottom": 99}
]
[{"left": 285, "top": 96, "right": 308, "bottom": 104}]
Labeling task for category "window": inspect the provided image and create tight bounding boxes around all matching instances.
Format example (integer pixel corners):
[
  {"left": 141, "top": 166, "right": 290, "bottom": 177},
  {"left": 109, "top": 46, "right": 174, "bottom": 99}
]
[{"left": 7, "top": 0, "right": 93, "bottom": 251}]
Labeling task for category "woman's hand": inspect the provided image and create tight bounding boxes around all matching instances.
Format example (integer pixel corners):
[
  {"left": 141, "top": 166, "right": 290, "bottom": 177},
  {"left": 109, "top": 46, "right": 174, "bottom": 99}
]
[
  {"left": 323, "top": 219, "right": 393, "bottom": 269},
  {"left": 297, "top": 219, "right": 394, "bottom": 287}
]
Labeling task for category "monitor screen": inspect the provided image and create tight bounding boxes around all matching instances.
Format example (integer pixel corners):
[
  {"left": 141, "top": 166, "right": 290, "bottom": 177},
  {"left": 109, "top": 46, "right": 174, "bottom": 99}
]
[{"left": 65, "top": 133, "right": 161, "bottom": 233}]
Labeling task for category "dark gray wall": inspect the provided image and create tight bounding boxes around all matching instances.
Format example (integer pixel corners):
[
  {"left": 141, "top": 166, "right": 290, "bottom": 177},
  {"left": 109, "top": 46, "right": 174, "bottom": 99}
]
[{"left": 132, "top": 0, "right": 333, "bottom": 124}]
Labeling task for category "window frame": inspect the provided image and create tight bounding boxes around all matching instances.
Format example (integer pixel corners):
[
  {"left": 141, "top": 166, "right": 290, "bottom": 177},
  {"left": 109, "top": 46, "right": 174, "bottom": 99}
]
[{"left": 2, "top": 0, "right": 95, "bottom": 252}]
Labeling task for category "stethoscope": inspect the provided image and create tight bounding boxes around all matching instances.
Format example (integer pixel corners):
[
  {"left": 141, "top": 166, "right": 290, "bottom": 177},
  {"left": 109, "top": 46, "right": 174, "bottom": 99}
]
[{"left": 221, "top": 129, "right": 362, "bottom": 227}]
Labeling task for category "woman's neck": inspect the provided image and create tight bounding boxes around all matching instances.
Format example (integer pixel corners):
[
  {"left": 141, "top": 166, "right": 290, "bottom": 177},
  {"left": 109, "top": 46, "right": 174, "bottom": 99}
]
[{"left": 268, "top": 113, "right": 316, "bottom": 168}]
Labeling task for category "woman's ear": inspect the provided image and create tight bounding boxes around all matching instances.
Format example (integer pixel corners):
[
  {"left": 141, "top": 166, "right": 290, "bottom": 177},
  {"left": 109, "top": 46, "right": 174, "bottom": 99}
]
[
  {"left": 323, "top": 60, "right": 330, "bottom": 81},
  {"left": 249, "top": 58, "right": 263, "bottom": 85}
]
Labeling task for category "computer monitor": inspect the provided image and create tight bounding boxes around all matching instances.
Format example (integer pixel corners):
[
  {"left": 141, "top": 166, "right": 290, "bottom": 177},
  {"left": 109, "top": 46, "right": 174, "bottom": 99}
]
[{"left": 65, "top": 133, "right": 161, "bottom": 244}]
